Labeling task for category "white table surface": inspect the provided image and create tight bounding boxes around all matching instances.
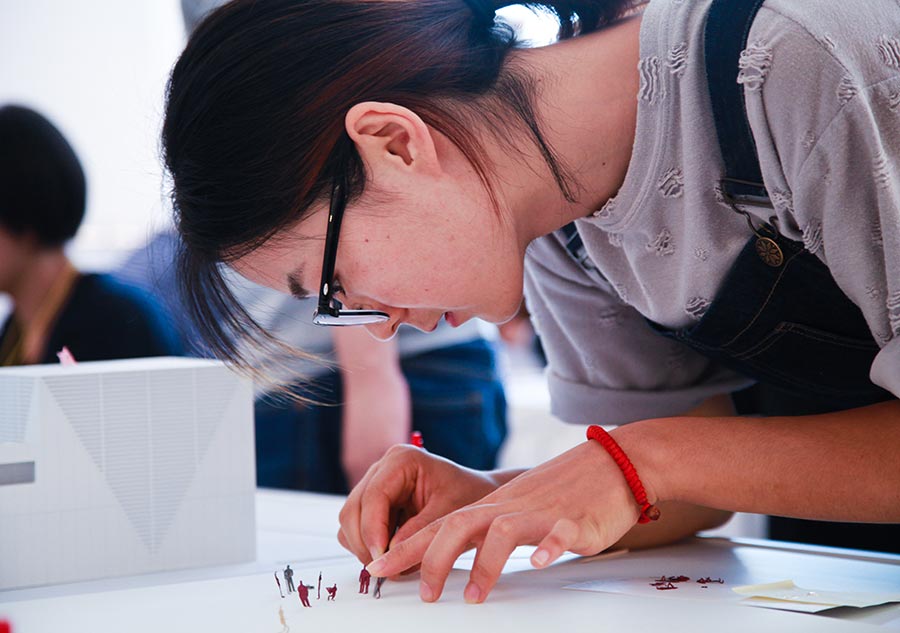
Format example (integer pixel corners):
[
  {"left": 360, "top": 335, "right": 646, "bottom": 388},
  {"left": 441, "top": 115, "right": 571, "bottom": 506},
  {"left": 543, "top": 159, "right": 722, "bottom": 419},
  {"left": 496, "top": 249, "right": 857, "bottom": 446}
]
[{"left": 1, "top": 489, "right": 898, "bottom": 632}]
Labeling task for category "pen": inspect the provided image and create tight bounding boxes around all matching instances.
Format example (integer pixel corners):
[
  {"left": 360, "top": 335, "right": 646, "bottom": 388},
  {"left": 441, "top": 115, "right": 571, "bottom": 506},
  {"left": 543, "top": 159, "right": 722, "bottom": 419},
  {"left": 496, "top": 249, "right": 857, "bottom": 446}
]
[{"left": 373, "top": 430, "right": 424, "bottom": 599}]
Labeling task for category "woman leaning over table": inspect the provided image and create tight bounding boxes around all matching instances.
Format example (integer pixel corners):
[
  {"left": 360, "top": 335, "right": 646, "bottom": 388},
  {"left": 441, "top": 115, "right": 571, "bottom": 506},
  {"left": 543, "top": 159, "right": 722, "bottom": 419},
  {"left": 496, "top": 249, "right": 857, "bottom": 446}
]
[{"left": 160, "top": 0, "right": 900, "bottom": 604}]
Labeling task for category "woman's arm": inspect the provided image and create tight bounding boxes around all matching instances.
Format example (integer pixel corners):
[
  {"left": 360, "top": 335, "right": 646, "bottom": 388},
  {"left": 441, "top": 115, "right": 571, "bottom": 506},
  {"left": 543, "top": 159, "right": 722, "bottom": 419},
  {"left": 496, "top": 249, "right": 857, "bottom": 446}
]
[
  {"left": 620, "top": 399, "right": 900, "bottom": 523},
  {"left": 612, "top": 393, "right": 735, "bottom": 549},
  {"left": 334, "top": 327, "right": 411, "bottom": 488},
  {"left": 366, "top": 398, "right": 899, "bottom": 603}
]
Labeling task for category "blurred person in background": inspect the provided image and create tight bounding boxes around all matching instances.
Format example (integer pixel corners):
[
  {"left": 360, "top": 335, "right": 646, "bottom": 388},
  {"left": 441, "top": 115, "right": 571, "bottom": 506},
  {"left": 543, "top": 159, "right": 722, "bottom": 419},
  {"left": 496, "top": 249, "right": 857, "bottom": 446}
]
[{"left": 0, "top": 105, "right": 182, "bottom": 366}]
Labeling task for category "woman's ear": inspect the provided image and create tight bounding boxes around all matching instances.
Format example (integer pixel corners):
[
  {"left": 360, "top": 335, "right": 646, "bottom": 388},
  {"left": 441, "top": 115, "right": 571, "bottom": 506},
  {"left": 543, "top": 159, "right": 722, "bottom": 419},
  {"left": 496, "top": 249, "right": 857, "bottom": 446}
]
[{"left": 345, "top": 102, "right": 441, "bottom": 176}]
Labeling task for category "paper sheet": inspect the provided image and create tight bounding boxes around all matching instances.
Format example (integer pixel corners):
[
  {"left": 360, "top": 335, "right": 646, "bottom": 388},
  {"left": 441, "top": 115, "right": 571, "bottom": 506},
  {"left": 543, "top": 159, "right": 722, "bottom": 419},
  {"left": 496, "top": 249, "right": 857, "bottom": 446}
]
[
  {"left": 565, "top": 574, "right": 900, "bottom": 615},
  {"left": 564, "top": 575, "right": 733, "bottom": 602},
  {"left": 732, "top": 580, "right": 900, "bottom": 612}
]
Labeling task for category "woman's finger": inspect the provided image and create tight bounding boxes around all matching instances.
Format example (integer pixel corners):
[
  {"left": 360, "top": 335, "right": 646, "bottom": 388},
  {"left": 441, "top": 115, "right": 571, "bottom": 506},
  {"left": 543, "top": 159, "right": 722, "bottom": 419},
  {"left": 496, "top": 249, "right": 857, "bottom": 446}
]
[
  {"left": 367, "top": 516, "right": 441, "bottom": 578},
  {"left": 338, "top": 461, "right": 382, "bottom": 563},
  {"left": 417, "top": 508, "right": 493, "bottom": 602},
  {"left": 359, "top": 486, "right": 398, "bottom": 561},
  {"left": 531, "top": 518, "right": 580, "bottom": 568},
  {"left": 391, "top": 503, "right": 448, "bottom": 546},
  {"left": 337, "top": 526, "right": 350, "bottom": 552},
  {"left": 465, "top": 513, "right": 544, "bottom": 603},
  {"left": 358, "top": 446, "right": 423, "bottom": 560}
]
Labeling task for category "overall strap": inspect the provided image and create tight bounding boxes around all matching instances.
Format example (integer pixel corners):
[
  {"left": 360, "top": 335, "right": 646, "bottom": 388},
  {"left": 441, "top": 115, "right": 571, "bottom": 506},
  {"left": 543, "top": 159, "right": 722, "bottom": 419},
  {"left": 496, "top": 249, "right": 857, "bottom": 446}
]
[
  {"left": 704, "top": 0, "right": 771, "bottom": 208},
  {"left": 559, "top": 222, "right": 607, "bottom": 281},
  {"left": 562, "top": 0, "right": 773, "bottom": 276}
]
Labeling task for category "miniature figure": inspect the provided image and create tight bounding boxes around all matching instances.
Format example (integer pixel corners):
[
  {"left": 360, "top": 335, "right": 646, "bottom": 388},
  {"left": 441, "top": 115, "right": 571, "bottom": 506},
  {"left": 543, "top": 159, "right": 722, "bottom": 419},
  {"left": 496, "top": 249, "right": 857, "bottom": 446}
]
[
  {"left": 284, "top": 565, "right": 295, "bottom": 593},
  {"left": 326, "top": 584, "right": 337, "bottom": 601},
  {"left": 359, "top": 567, "right": 371, "bottom": 594},
  {"left": 653, "top": 575, "right": 690, "bottom": 583},
  {"left": 298, "top": 581, "right": 312, "bottom": 607},
  {"left": 373, "top": 575, "right": 385, "bottom": 599},
  {"left": 318, "top": 571, "right": 323, "bottom": 599},
  {"left": 274, "top": 572, "right": 284, "bottom": 598},
  {"left": 654, "top": 582, "right": 678, "bottom": 590}
]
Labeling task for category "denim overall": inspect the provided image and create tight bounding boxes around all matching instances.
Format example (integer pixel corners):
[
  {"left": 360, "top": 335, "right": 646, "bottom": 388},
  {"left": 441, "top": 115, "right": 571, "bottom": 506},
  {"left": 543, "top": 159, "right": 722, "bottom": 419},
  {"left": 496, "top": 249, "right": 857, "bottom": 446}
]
[{"left": 564, "top": 0, "right": 898, "bottom": 551}]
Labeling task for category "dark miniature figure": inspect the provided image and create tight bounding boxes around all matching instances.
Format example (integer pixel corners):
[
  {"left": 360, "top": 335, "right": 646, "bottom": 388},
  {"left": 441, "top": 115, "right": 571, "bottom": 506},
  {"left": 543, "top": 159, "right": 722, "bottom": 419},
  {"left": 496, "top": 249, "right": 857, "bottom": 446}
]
[
  {"left": 373, "top": 575, "right": 385, "bottom": 599},
  {"left": 326, "top": 584, "right": 337, "bottom": 601},
  {"left": 274, "top": 572, "right": 284, "bottom": 598},
  {"left": 298, "top": 581, "right": 312, "bottom": 607},
  {"left": 284, "top": 565, "right": 295, "bottom": 593},
  {"left": 359, "top": 567, "right": 371, "bottom": 594}
]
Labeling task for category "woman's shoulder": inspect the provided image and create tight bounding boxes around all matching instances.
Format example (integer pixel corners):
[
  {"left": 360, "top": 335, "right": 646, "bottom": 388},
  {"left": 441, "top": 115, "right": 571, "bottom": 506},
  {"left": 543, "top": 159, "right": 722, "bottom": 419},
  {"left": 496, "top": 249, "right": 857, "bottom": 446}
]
[
  {"left": 738, "top": 0, "right": 899, "bottom": 201},
  {"left": 749, "top": 0, "right": 899, "bottom": 92}
]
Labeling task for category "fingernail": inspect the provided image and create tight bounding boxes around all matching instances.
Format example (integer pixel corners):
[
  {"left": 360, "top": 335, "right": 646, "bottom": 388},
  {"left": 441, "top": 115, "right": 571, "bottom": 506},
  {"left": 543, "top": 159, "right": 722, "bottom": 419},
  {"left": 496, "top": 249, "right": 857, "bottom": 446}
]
[
  {"left": 464, "top": 582, "right": 482, "bottom": 603},
  {"left": 367, "top": 557, "right": 386, "bottom": 575},
  {"left": 420, "top": 581, "right": 434, "bottom": 602},
  {"left": 532, "top": 548, "right": 550, "bottom": 567},
  {"left": 369, "top": 545, "right": 383, "bottom": 561}
]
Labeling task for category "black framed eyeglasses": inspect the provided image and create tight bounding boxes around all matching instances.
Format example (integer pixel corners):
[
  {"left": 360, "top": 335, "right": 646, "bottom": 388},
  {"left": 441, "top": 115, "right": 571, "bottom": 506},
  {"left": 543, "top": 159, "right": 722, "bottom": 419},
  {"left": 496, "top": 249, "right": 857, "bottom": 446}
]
[{"left": 312, "top": 174, "right": 390, "bottom": 326}]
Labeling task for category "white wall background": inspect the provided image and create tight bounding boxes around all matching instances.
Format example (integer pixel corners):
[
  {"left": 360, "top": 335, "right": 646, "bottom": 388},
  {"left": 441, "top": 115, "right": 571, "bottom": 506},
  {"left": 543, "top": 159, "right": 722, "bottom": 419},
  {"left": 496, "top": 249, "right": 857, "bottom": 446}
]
[{"left": 0, "top": 1, "right": 185, "bottom": 271}]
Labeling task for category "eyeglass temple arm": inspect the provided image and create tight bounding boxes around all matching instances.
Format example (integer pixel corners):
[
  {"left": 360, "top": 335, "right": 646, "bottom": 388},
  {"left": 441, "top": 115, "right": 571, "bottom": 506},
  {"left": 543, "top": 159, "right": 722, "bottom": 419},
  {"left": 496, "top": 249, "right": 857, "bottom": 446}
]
[{"left": 317, "top": 177, "right": 347, "bottom": 315}]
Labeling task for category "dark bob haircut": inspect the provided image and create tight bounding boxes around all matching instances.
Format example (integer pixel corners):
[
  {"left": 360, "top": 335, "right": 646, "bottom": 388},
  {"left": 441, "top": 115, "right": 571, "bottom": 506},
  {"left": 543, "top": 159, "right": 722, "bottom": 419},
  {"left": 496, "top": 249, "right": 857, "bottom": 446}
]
[
  {"left": 162, "top": 0, "right": 637, "bottom": 384},
  {"left": 0, "top": 105, "right": 87, "bottom": 246}
]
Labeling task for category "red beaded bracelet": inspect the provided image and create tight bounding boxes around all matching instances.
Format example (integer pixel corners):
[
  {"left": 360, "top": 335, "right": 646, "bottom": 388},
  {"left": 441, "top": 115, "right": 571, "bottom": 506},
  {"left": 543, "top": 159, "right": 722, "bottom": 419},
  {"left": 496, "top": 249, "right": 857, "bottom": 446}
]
[{"left": 586, "top": 425, "right": 660, "bottom": 524}]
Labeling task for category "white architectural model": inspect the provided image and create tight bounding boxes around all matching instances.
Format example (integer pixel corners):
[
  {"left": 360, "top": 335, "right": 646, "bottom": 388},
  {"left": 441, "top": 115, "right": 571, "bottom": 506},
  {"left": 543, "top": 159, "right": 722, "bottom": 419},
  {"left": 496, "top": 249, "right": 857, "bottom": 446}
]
[{"left": 0, "top": 357, "right": 256, "bottom": 590}]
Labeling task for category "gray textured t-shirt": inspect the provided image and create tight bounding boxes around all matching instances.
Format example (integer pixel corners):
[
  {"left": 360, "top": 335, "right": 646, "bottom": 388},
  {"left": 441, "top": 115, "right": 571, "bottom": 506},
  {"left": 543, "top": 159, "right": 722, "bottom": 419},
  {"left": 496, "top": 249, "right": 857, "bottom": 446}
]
[{"left": 524, "top": 0, "right": 900, "bottom": 425}]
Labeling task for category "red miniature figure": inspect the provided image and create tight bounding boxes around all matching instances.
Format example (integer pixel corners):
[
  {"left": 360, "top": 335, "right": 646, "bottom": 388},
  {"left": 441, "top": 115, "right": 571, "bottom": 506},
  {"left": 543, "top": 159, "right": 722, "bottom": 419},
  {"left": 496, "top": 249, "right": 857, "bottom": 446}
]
[
  {"left": 654, "top": 582, "right": 678, "bottom": 590},
  {"left": 326, "top": 584, "right": 337, "bottom": 601},
  {"left": 359, "top": 567, "right": 371, "bottom": 594},
  {"left": 655, "top": 575, "right": 689, "bottom": 583},
  {"left": 651, "top": 574, "right": 690, "bottom": 586},
  {"left": 298, "top": 581, "right": 312, "bottom": 607}
]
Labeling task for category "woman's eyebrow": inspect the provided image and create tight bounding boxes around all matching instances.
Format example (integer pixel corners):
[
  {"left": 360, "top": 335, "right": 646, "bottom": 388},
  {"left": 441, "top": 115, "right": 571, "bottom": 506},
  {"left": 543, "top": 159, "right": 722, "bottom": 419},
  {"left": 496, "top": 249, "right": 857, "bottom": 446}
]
[{"left": 286, "top": 270, "right": 311, "bottom": 300}]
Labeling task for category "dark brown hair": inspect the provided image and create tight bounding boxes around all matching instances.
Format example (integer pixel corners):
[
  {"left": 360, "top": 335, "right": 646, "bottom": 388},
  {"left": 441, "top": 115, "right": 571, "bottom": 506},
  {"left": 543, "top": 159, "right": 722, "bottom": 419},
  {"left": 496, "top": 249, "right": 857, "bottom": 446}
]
[
  {"left": 163, "top": 0, "right": 636, "bottom": 383},
  {"left": 0, "top": 105, "right": 86, "bottom": 247}
]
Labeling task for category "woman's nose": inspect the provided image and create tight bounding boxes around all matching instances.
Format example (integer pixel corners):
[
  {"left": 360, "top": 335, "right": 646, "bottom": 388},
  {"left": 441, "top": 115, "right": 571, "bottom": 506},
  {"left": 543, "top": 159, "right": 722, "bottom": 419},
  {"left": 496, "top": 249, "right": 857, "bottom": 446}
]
[
  {"left": 362, "top": 304, "right": 404, "bottom": 341},
  {"left": 364, "top": 318, "right": 397, "bottom": 341}
]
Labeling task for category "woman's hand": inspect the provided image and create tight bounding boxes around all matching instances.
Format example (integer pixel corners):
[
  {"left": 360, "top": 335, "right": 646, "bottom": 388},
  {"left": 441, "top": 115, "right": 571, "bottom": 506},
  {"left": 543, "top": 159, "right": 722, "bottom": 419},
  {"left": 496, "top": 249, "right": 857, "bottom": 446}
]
[
  {"left": 337, "top": 444, "right": 502, "bottom": 566},
  {"left": 364, "top": 439, "right": 648, "bottom": 603}
]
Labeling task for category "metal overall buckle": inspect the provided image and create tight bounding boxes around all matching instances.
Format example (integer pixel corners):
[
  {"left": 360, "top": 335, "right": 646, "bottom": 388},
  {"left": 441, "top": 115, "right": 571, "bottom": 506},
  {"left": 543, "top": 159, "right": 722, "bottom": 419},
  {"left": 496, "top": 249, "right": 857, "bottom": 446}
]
[{"left": 719, "top": 178, "right": 784, "bottom": 267}]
